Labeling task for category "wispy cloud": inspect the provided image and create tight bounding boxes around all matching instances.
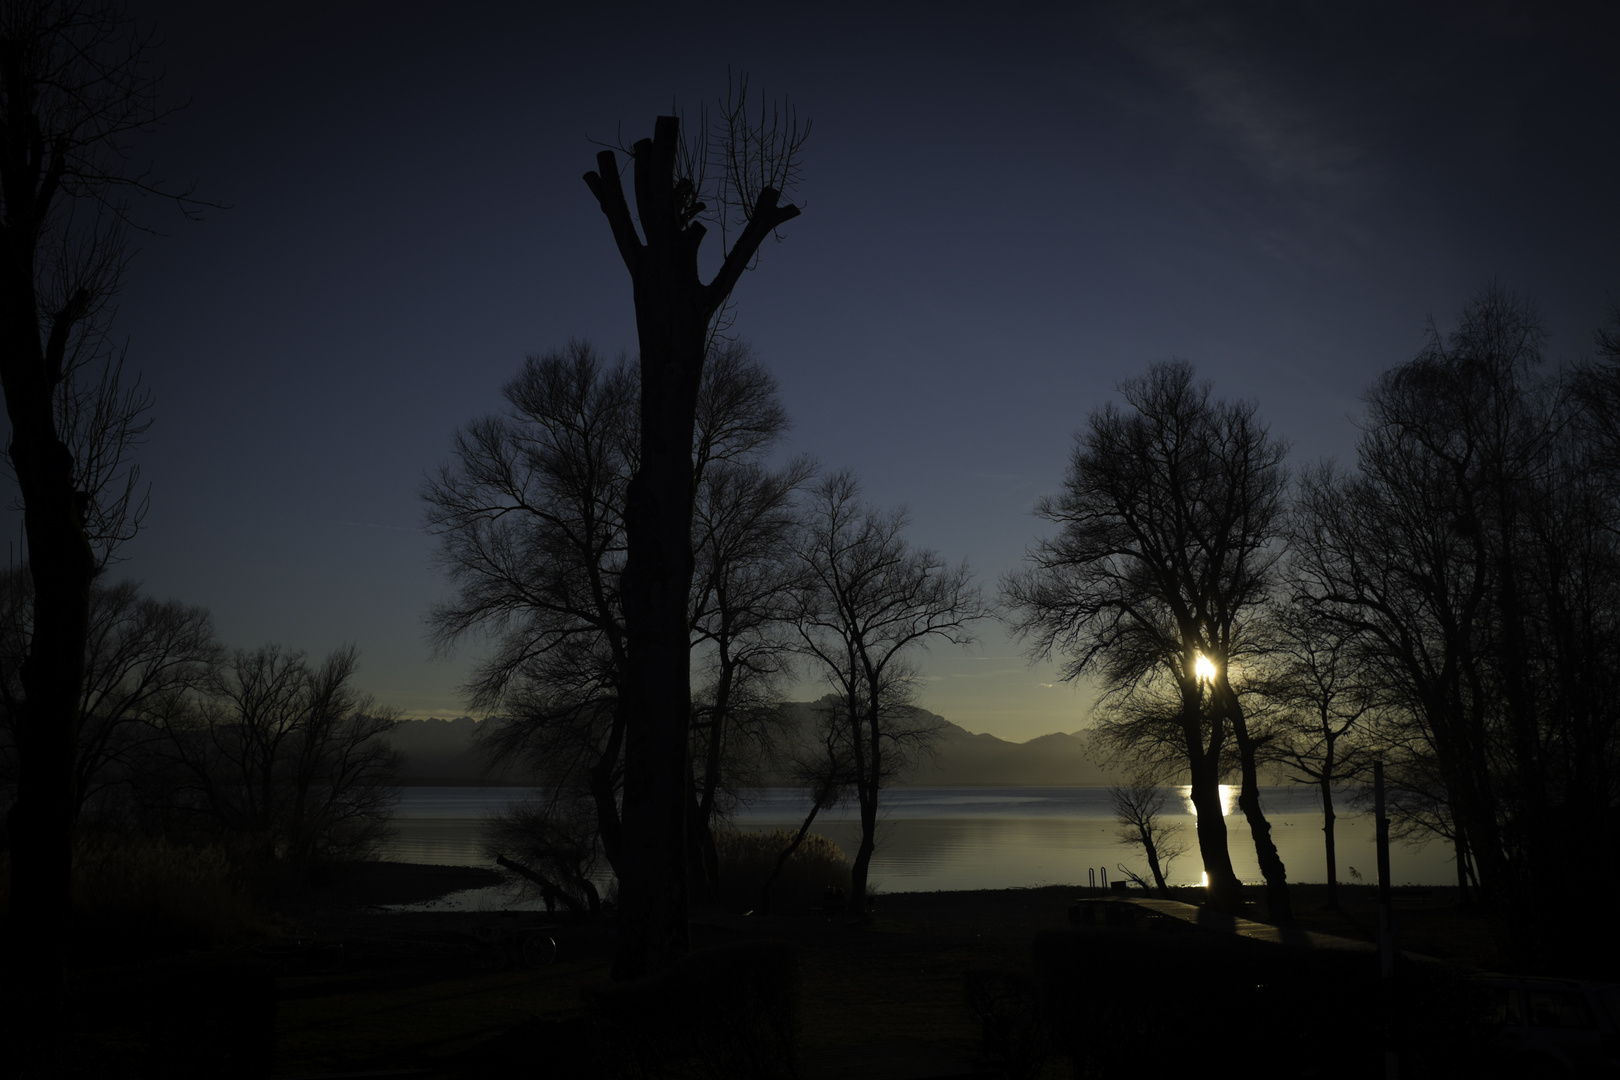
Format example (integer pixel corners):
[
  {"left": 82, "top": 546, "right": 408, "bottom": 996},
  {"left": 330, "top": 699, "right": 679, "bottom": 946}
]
[
  {"left": 1101, "top": 3, "right": 1387, "bottom": 266},
  {"left": 1118, "top": 8, "right": 1378, "bottom": 197}
]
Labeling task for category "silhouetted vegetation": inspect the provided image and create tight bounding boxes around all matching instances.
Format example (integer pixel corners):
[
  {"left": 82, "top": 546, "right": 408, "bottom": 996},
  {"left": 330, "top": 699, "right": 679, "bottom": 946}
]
[
  {"left": 423, "top": 339, "right": 809, "bottom": 923},
  {"left": 791, "top": 470, "right": 988, "bottom": 915},
  {"left": 1005, "top": 360, "right": 1293, "bottom": 920},
  {"left": 712, "top": 827, "right": 848, "bottom": 915},
  {"left": 149, "top": 643, "right": 403, "bottom": 869},
  {"left": 1289, "top": 285, "right": 1620, "bottom": 970},
  {"left": 1110, "top": 778, "right": 1185, "bottom": 896},
  {"left": 1010, "top": 285, "right": 1620, "bottom": 972},
  {"left": 582, "top": 81, "right": 807, "bottom": 977},
  {"left": 0, "top": 0, "right": 202, "bottom": 1035}
]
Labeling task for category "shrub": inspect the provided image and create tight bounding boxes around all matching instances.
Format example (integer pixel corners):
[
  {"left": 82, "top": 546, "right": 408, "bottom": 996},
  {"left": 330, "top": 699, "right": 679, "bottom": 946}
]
[{"left": 712, "top": 829, "right": 849, "bottom": 915}]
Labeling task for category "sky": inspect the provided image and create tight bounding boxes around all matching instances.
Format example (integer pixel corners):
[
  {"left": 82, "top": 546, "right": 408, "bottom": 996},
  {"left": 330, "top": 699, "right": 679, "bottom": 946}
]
[{"left": 9, "top": 0, "right": 1618, "bottom": 743}]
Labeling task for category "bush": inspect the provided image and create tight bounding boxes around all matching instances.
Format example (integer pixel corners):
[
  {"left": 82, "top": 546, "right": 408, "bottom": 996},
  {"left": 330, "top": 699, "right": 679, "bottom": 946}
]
[
  {"left": 586, "top": 940, "right": 799, "bottom": 1079},
  {"left": 712, "top": 829, "right": 849, "bottom": 915}
]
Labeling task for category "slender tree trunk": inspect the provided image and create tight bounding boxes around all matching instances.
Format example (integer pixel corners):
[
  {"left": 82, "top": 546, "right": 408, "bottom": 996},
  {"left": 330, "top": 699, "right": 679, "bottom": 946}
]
[
  {"left": 1226, "top": 689, "right": 1292, "bottom": 925},
  {"left": 1144, "top": 839, "right": 1169, "bottom": 897},
  {"left": 1321, "top": 772, "right": 1339, "bottom": 909},
  {"left": 1454, "top": 822, "right": 1471, "bottom": 906},
  {"left": 686, "top": 655, "right": 734, "bottom": 906},
  {"left": 848, "top": 785, "right": 878, "bottom": 917},
  {"left": 762, "top": 791, "right": 834, "bottom": 916},
  {"left": 1235, "top": 776, "right": 1292, "bottom": 924}
]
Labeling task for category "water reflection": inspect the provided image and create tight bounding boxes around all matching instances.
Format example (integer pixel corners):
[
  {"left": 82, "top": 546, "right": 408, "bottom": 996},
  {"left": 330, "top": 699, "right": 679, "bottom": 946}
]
[
  {"left": 1178, "top": 784, "right": 1237, "bottom": 817},
  {"left": 381, "top": 785, "right": 1457, "bottom": 894}
]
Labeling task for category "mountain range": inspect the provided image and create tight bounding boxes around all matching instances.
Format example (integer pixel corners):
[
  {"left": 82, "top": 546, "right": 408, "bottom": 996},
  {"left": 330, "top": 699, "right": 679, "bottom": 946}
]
[{"left": 385, "top": 705, "right": 1123, "bottom": 787}]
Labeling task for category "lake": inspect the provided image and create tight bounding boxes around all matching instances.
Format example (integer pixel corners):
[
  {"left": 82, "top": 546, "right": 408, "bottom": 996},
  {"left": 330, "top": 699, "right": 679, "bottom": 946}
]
[{"left": 381, "top": 784, "right": 1456, "bottom": 901}]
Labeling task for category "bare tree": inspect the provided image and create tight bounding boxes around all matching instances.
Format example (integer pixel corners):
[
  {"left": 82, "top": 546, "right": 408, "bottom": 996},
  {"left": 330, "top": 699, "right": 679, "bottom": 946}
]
[
  {"left": 1289, "top": 285, "right": 1620, "bottom": 967},
  {"left": 423, "top": 340, "right": 804, "bottom": 906},
  {"left": 583, "top": 77, "right": 806, "bottom": 976},
  {"left": 758, "top": 697, "right": 854, "bottom": 915},
  {"left": 482, "top": 789, "right": 605, "bottom": 916},
  {"left": 1111, "top": 776, "right": 1186, "bottom": 897},
  {"left": 1265, "top": 601, "right": 1375, "bottom": 908},
  {"left": 158, "top": 644, "right": 402, "bottom": 867},
  {"left": 0, "top": 2, "right": 202, "bottom": 1022},
  {"left": 1004, "top": 361, "right": 1292, "bottom": 919},
  {"left": 0, "top": 572, "right": 218, "bottom": 825},
  {"left": 688, "top": 452, "right": 812, "bottom": 901},
  {"left": 793, "top": 471, "right": 987, "bottom": 916},
  {"left": 425, "top": 340, "right": 636, "bottom": 872}
]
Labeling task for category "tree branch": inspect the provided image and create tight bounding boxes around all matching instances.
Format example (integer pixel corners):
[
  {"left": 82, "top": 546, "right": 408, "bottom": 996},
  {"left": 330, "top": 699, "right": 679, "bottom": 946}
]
[{"left": 582, "top": 150, "right": 643, "bottom": 276}]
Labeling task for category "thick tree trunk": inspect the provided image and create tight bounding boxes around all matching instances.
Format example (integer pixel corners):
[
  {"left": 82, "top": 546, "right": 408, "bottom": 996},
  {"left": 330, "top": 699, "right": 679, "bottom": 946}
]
[
  {"left": 614, "top": 350, "right": 704, "bottom": 977},
  {"left": 2, "top": 324, "right": 97, "bottom": 1025},
  {"left": 1181, "top": 678, "right": 1241, "bottom": 912},
  {"left": 585, "top": 113, "right": 799, "bottom": 978},
  {"left": 1187, "top": 759, "right": 1242, "bottom": 911}
]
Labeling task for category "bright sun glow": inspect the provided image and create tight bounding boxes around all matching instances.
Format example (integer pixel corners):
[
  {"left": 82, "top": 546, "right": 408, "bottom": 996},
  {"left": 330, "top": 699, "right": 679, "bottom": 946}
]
[
  {"left": 1179, "top": 784, "right": 1237, "bottom": 818},
  {"left": 1195, "top": 654, "right": 1217, "bottom": 682}
]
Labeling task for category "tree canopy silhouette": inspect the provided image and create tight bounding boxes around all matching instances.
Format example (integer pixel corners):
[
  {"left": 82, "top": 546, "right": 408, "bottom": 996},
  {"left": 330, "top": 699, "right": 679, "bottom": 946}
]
[{"left": 1005, "top": 361, "right": 1291, "bottom": 918}]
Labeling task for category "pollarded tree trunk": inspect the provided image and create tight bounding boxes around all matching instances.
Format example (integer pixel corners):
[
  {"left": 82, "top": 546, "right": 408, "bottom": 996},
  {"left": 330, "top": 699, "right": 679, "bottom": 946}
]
[{"left": 584, "top": 115, "right": 799, "bottom": 978}]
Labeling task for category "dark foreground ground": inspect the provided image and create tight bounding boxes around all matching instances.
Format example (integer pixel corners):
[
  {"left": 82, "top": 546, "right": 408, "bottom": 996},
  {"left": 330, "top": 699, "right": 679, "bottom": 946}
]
[{"left": 37, "top": 865, "right": 1500, "bottom": 1079}]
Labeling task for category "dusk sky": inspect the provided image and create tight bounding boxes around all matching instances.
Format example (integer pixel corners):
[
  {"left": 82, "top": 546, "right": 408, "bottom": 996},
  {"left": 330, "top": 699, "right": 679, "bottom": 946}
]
[{"left": 13, "top": 1, "right": 1617, "bottom": 743}]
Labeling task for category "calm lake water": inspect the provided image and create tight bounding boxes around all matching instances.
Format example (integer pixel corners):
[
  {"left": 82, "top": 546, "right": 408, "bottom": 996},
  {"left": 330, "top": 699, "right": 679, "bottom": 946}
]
[{"left": 382, "top": 784, "right": 1456, "bottom": 897}]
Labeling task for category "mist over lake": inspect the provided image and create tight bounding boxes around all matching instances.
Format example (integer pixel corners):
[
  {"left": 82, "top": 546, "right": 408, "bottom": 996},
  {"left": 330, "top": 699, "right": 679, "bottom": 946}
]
[{"left": 384, "top": 784, "right": 1455, "bottom": 895}]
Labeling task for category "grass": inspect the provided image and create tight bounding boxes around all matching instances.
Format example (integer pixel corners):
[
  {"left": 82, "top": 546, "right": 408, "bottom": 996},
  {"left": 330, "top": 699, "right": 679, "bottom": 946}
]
[{"left": 19, "top": 869, "right": 1509, "bottom": 1079}]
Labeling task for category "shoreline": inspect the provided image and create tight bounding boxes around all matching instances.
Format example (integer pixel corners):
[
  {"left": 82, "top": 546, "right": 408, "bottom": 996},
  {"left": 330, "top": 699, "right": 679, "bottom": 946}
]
[{"left": 325, "top": 860, "right": 1461, "bottom": 924}]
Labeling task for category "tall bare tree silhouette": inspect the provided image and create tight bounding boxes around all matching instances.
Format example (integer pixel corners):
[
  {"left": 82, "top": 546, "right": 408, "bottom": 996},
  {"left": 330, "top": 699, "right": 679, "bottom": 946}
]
[
  {"left": 582, "top": 81, "right": 805, "bottom": 976},
  {"left": 0, "top": 0, "right": 201, "bottom": 1033}
]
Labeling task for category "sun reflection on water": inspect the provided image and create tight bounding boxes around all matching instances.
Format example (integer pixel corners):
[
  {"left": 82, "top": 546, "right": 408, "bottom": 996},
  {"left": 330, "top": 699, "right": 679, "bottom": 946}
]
[{"left": 1179, "top": 784, "right": 1236, "bottom": 817}]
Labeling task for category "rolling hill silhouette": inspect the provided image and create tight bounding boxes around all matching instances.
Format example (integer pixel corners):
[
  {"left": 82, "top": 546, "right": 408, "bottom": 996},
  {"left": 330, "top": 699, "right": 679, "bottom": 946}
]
[{"left": 387, "top": 705, "right": 1120, "bottom": 787}]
